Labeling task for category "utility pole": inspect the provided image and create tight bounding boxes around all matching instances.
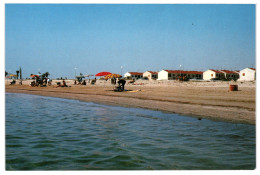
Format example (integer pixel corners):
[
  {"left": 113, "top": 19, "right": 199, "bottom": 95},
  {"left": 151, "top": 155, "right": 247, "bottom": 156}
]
[
  {"left": 121, "top": 66, "right": 123, "bottom": 76},
  {"left": 19, "top": 67, "right": 22, "bottom": 85},
  {"left": 179, "top": 65, "right": 182, "bottom": 80},
  {"left": 74, "top": 67, "right": 78, "bottom": 79},
  {"left": 19, "top": 67, "right": 22, "bottom": 79}
]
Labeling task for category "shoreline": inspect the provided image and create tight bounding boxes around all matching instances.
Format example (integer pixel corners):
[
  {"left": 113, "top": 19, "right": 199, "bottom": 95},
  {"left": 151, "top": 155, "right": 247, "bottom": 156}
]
[{"left": 5, "top": 82, "right": 256, "bottom": 125}]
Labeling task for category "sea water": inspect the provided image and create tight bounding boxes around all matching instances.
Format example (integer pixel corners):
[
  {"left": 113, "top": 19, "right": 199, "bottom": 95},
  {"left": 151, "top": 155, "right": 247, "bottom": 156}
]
[{"left": 5, "top": 93, "right": 255, "bottom": 170}]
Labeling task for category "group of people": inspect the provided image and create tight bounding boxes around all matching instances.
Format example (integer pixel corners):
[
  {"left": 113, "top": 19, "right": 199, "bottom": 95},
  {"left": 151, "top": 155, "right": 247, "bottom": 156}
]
[
  {"left": 74, "top": 80, "right": 87, "bottom": 85},
  {"left": 111, "top": 78, "right": 126, "bottom": 92},
  {"left": 9, "top": 79, "right": 24, "bottom": 85},
  {"left": 30, "top": 78, "right": 52, "bottom": 87},
  {"left": 55, "top": 80, "right": 68, "bottom": 87},
  {"left": 10, "top": 80, "right": 16, "bottom": 85},
  {"left": 74, "top": 77, "right": 126, "bottom": 91},
  {"left": 74, "top": 78, "right": 97, "bottom": 85},
  {"left": 28, "top": 77, "right": 127, "bottom": 91}
]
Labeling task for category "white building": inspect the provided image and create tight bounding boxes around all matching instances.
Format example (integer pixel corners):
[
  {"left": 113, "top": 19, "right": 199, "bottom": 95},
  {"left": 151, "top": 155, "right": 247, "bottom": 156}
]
[
  {"left": 157, "top": 70, "right": 170, "bottom": 80},
  {"left": 143, "top": 71, "right": 158, "bottom": 80},
  {"left": 158, "top": 70, "right": 203, "bottom": 80},
  {"left": 238, "top": 68, "right": 256, "bottom": 81},
  {"left": 220, "top": 70, "right": 239, "bottom": 80},
  {"left": 203, "top": 69, "right": 225, "bottom": 80},
  {"left": 124, "top": 72, "right": 143, "bottom": 79}
]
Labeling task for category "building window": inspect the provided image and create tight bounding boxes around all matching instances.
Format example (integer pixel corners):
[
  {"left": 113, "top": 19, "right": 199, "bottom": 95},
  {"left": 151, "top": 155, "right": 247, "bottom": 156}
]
[
  {"left": 211, "top": 74, "right": 213, "bottom": 77},
  {"left": 168, "top": 73, "right": 172, "bottom": 77},
  {"left": 243, "top": 73, "right": 245, "bottom": 76}
]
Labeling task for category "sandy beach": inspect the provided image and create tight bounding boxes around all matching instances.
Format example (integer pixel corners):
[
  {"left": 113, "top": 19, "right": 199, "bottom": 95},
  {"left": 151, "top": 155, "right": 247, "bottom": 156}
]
[{"left": 5, "top": 79, "right": 256, "bottom": 125}]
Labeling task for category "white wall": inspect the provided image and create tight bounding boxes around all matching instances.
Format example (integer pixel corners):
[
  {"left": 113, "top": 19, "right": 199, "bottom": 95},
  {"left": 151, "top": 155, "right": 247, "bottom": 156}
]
[
  {"left": 143, "top": 71, "right": 152, "bottom": 80},
  {"left": 203, "top": 70, "right": 216, "bottom": 80},
  {"left": 239, "top": 68, "right": 256, "bottom": 81},
  {"left": 143, "top": 71, "right": 158, "bottom": 80},
  {"left": 158, "top": 70, "right": 169, "bottom": 80},
  {"left": 124, "top": 72, "right": 143, "bottom": 79},
  {"left": 124, "top": 72, "right": 131, "bottom": 78}
]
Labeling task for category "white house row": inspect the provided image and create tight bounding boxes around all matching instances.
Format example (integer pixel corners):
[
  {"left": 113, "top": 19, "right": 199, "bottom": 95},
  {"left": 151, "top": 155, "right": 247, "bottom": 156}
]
[
  {"left": 238, "top": 68, "right": 256, "bottom": 81},
  {"left": 157, "top": 70, "right": 203, "bottom": 80},
  {"left": 123, "top": 68, "right": 256, "bottom": 81},
  {"left": 203, "top": 68, "right": 256, "bottom": 81}
]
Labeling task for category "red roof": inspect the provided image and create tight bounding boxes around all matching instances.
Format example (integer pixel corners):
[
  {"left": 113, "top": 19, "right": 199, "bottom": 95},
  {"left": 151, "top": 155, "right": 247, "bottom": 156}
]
[
  {"left": 164, "top": 70, "right": 203, "bottom": 75},
  {"left": 220, "top": 70, "right": 239, "bottom": 74},
  {"left": 147, "top": 71, "right": 158, "bottom": 74},
  {"left": 209, "top": 69, "right": 223, "bottom": 74},
  {"left": 128, "top": 72, "right": 143, "bottom": 75},
  {"left": 188, "top": 71, "right": 203, "bottom": 74},
  {"left": 249, "top": 68, "right": 256, "bottom": 71}
]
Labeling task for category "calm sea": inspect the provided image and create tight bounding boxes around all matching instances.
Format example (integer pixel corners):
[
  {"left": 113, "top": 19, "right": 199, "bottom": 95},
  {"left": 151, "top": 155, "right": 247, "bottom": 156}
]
[{"left": 5, "top": 93, "right": 255, "bottom": 170}]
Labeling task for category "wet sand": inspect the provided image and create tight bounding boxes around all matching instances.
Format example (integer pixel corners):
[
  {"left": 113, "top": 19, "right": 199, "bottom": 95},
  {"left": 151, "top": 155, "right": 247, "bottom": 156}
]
[{"left": 5, "top": 81, "right": 255, "bottom": 125}]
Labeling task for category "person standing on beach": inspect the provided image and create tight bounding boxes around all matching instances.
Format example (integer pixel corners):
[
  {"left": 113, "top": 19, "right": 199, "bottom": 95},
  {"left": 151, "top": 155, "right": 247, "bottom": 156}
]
[
  {"left": 118, "top": 79, "right": 126, "bottom": 91},
  {"left": 111, "top": 77, "right": 116, "bottom": 85}
]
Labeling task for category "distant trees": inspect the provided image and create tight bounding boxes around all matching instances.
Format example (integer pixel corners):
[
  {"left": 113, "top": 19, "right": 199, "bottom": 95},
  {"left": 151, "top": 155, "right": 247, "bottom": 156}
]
[
  {"left": 45, "top": 72, "right": 50, "bottom": 78},
  {"left": 16, "top": 70, "right": 20, "bottom": 79},
  {"left": 30, "top": 72, "right": 50, "bottom": 79},
  {"left": 42, "top": 72, "right": 50, "bottom": 78},
  {"left": 5, "top": 71, "right": 8, "bottom": 77}
]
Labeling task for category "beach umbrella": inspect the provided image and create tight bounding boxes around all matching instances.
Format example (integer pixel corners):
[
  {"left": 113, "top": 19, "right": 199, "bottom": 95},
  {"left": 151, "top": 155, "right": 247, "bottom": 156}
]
[
  {"left": 104, "top": 73, "right": 123, "bottom": 90},
  {"left": 9, "top": 74, "right": 17, "bottom": 77},
  {"left": 104, "top": 73, "right": 122, "bottom": 80},
  {"left": 5, "top": 75, "right": 12, "bottom": 79},
  {"left": 95, "top": 72, "right": 112, "bottom": 76},
  {"left": 7, "top": 74, "right": 16, "bottom": 79},
  {"left": 30, "top": 74, "right": 39, "bottom": 78}
]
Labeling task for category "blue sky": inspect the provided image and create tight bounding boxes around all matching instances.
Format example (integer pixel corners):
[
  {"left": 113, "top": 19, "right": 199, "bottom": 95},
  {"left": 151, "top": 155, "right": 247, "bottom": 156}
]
[{"left": 5, "top": 4, "right": 255, "bottom": 79}]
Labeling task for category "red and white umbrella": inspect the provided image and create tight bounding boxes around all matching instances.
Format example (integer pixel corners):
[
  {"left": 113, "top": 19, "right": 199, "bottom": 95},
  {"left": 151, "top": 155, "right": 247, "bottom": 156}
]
[{"left": 95, "top": 72, "right": 112, "bottom": 76}]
